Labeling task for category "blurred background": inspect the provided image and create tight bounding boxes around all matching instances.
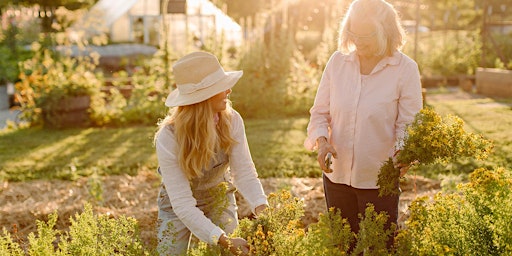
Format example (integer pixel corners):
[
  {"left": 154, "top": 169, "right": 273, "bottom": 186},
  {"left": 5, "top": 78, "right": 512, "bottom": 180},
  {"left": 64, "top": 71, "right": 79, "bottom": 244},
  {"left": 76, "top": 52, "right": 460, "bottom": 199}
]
[{"left": 0, "top": 0, "right": 511, "bottom": 122}]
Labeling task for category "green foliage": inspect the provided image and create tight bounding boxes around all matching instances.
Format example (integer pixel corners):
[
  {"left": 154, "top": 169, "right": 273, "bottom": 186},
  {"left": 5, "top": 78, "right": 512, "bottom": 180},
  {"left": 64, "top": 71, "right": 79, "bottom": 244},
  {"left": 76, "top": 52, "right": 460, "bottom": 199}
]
[
  {"left": 0, "top": 203, "right": 150, "bottom": 255},
  {"left": 16, "top": 40, "right": 104, "bottom": 127},
  {"left": 27, "top": 212, "right": 60, "bottom": 255},
  {"left": 420, "top": 97, "right": 512, "bottom": 179},
  {"left": 396, "top": 167, "right": 512, "bottom": 255},
  {"left": 352, "top": 204, "right": 395, "bottom": 256},
  {"left": 0, "top": 10, "right": 34, "bottom": 84},
  {"left": 0, "top": 228, "right": 24, "bottom": 256},
  {"left": 302, "top": 208, "right": 353, "bottom": 255},
  {"left": 58, "top": 203, "right": 148, "bottom": 255},
  {"left": 232, "top": 26, "right": 317, "bottom": 118},
  {"left": 402, "top": 30, "right": 483, "bottom": 77},
  {"left": 193, "top": 190, "right": 395, "bottom": 255},
  {"left": 233, "top": 190, "right": 305, "bottom": 255},
  {"left": 378, "top": 107, "right": 494, "bottom": 196},
  {"left": 87, "top": 171, "right": 104, "bottom": 204}
]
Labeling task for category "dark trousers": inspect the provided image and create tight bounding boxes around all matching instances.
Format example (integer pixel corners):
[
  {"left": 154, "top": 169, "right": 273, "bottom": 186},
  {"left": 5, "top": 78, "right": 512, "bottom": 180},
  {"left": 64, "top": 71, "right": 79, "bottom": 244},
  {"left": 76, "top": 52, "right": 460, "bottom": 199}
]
[{"left": 323, "top": 175, "right": 399, "bottom": 249}]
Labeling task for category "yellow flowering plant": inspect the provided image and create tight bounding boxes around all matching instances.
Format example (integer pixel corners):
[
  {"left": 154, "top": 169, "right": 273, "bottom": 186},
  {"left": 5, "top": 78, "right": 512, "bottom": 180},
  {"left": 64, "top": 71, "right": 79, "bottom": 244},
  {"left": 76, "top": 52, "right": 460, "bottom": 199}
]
[
  {"left": 377, "top": 107, "right": 494, "bottom": 196},
  {"left": 232, "top": 190, "right": 305, "bottom": 255}
]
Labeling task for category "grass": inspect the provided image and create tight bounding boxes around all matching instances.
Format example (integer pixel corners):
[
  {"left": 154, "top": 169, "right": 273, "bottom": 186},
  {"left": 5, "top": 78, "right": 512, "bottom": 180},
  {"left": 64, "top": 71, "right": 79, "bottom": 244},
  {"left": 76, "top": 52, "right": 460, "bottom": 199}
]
[
  {"left": 1, "top": 91, "right": 511, "bottom": 182},
  {"left": 0, "top": 126, "right": 159, "bottom": 181},
  {"left": 0, "top": 116, "right": 319, "bottom": 182}
]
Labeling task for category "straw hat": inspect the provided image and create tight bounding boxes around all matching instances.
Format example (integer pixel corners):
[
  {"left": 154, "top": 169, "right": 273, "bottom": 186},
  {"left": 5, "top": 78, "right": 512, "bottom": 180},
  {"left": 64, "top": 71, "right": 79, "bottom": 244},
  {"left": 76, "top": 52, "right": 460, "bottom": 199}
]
[{"left": 165, "top": 52, "right": 243, "bottom": 107}]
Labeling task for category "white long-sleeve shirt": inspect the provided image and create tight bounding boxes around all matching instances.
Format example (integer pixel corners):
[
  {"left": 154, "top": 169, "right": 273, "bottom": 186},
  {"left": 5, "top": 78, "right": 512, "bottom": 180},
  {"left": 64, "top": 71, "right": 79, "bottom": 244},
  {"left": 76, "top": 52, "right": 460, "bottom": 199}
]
[
  {"left": 304, "top": 50, "right": 423, "bottom": 189},
  {"left": 155, "top": 110, "right": 268, "bottom": 244}
]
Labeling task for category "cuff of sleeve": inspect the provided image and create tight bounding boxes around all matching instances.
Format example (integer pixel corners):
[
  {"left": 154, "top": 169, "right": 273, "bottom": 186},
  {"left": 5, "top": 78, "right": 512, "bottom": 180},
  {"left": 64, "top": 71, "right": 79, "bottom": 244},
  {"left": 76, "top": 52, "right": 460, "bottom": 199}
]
[
  {"left": 251, "top": 198, "right": 269, "bottom": 214},
  {"left": 304, "top": 131, "right": 329, "bottom": 150},
  {"left": 210, "top": 227, "right": 225, "bottom": 245}
]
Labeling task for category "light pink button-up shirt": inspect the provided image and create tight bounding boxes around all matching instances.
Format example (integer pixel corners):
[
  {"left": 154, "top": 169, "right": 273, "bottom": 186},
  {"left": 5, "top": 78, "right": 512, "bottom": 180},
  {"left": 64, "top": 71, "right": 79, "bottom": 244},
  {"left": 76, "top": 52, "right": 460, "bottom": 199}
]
[{"left": 304, "top": 50, "right": 423, "bottom": 189}]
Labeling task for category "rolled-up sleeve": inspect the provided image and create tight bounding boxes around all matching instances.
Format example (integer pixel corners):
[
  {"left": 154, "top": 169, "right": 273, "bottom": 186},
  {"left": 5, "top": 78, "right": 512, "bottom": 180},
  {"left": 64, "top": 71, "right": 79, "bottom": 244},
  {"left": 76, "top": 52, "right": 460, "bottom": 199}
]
[
  {"left": 155, "top": 128, "right": 225, "bottom": 245},
  {"left": 229, "top": 111, "right": 268, "bottom": 212}
]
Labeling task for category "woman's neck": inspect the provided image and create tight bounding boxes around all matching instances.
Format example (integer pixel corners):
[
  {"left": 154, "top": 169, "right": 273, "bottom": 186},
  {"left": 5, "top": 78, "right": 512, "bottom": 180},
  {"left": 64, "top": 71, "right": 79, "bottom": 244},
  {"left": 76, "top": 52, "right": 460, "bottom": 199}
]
[{"left": 358, "top": 55, "right": 383, "bottom": 75}]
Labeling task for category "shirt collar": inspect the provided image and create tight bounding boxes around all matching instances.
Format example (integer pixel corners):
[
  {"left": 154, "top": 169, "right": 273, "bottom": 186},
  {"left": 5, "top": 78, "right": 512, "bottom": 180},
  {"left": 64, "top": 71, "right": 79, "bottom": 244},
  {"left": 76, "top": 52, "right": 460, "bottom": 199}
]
[{"left": 346, "top": 50, "right": 402, "bottom": 67}]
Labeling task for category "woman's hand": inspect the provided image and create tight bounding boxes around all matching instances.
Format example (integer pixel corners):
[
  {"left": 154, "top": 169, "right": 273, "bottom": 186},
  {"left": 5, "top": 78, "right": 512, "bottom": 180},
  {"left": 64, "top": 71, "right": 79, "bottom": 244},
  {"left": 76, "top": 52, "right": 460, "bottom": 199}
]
[
  {"left": 254, "top": 204, "right": 267, "bottom": 216},
  {"left": 392, "top": 150, "right": 419, "bottom": 177},
  {"left": 316, "top": 137, "right": 337, "bottom": 173},
  {"left": 219, "top": 234, "right": 250, "bottom": 256}
]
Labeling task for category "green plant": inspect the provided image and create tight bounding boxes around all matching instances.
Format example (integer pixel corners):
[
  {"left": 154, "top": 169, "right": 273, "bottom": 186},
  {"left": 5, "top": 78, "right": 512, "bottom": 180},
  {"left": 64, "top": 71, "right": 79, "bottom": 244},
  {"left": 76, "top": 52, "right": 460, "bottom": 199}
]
[
  {"left": 301, "top": 207, "right": 353, "bottom": 255},
  {"left": 233, "top": 190, "right": 305, "bottom": 255},
  {"left": 1, "top": 203, "right": 150, "bottom": 255},
  {"left": 232, "top": 18, "right": 317, "bottom": 118},
  {"left": 377, "top": 107, "right": 494, "bottom": 196},
  {"left": 16, "top": 41, "right": 104, "bottom": 127},
  {"left": 0, "top": 228, "right": 24, "bottom": 256},
  {"left": 0, "top": 14, "right": 33, "bottom": 84},
  {"left": 395, "top": 167, "right": 512, "bottom": 255}
]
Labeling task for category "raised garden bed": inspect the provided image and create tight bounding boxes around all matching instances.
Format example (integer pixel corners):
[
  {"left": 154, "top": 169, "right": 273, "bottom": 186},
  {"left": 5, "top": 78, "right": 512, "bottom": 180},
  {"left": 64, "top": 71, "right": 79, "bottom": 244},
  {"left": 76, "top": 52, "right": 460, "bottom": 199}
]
[{"left": 476, "top": 68, "right": 512, "bottom": 98}]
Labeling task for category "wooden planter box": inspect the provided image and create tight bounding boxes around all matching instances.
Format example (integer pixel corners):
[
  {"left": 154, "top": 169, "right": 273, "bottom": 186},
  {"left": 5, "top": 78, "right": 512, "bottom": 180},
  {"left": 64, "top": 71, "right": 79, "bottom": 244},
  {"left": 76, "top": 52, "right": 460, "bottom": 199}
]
[
  {"left": 43, "top": 95, "right": 91, "bottom": 128},
  {"left": 476, "top": 68, "right": 512, "bottom": 98}
]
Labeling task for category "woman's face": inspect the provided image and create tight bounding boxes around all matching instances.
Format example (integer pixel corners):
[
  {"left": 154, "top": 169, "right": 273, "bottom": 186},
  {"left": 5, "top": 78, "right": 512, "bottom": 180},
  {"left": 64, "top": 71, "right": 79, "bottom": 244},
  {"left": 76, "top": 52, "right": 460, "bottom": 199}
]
[
  {"left": 210, "top": 88, "right": 232, "bottom": 113},
  {"left": 348, "top": 19, "right": 378, "bottom": 57}
]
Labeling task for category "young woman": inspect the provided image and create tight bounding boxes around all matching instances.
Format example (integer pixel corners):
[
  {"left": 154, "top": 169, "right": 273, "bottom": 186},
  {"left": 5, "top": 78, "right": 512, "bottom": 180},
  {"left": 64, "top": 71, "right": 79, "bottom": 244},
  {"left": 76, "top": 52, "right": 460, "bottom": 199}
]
[{"left": 154, "top": 52, "right": 267, "bottom": 255}]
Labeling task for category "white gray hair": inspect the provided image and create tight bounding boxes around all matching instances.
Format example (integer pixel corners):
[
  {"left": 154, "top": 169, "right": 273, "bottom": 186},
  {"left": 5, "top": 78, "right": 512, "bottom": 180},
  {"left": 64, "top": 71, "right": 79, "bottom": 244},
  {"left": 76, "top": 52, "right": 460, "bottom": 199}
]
[{"left": 338, "top": 0, "right": 406, "bottom": 56}]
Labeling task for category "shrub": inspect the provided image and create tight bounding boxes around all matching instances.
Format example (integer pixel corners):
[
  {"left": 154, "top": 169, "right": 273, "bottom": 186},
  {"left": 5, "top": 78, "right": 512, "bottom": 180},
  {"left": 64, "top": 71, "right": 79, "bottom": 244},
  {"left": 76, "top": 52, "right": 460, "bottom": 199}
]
[
  {"left": 0, "top": 203, "right": 150, "bottom": 255},
  {"left": 395, "top": 167, "right": 512, "bottom": 255},
  {"left": 192, "top": 190, "right": 394, "bottom": 255}
]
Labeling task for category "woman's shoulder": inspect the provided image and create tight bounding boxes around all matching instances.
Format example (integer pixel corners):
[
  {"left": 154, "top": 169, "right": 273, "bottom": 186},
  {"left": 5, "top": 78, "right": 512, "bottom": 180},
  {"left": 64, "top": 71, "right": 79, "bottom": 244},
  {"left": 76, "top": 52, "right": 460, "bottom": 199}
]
[
  {"left": 327, "top": 51, "right": 355, "bottom": 66},
  {"left": 230, "top": 109, "right": 244, "bottom": 124},
  {"left": 395, "top": 51, "right": 418, "bottom": 66},
  {"left": 156, "top": 123, "right": 176, "bottom": 142}
]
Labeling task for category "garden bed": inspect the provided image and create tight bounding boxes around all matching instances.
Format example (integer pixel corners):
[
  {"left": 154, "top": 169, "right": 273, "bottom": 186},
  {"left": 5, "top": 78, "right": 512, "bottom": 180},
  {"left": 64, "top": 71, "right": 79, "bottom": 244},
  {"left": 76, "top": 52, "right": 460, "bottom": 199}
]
[
  {"left": 476, "top": 68, "right": 512, "bottom": 98},
  {"left": 0, "top": 170, "right": 440, "bottom": 248}
]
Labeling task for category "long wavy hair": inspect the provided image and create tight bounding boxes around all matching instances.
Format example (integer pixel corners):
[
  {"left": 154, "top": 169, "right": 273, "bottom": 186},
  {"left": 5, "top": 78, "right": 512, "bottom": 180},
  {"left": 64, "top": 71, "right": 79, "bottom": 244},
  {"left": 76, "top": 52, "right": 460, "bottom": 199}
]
[{"left": 155, "top": 99, "right": 236, "bottom": 180}]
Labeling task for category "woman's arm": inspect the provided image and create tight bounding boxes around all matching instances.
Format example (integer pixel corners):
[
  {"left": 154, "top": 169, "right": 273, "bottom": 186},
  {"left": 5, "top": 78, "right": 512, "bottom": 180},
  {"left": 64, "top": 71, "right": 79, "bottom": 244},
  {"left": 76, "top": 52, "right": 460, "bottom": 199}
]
[{"left": 228, "top": 111, "right": 268, "bottom": 214}]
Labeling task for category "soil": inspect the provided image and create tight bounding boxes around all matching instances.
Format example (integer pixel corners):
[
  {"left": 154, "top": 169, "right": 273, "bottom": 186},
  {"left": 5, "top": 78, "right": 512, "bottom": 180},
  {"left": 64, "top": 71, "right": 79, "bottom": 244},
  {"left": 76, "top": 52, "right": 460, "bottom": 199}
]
[
  {"left": 2, "top": 87, "right": 475, "bottom": 249},
  {"left": 0, "top": 171, "right": 440, "bottom": 249}
]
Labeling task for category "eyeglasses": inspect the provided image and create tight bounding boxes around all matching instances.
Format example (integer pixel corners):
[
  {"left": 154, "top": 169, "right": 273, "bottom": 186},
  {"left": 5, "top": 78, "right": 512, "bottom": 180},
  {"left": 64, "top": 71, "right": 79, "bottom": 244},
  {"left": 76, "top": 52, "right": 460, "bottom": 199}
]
[{"left": 347, "top": 30, "right": 376, "bottom": 41}]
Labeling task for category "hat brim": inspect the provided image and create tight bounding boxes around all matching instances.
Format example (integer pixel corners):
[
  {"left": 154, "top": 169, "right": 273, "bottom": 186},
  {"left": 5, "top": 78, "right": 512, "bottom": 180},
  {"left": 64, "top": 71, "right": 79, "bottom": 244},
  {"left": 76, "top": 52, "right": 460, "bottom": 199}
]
[{"left": 165, "top": 70, "right": 243, "bottom": 107}]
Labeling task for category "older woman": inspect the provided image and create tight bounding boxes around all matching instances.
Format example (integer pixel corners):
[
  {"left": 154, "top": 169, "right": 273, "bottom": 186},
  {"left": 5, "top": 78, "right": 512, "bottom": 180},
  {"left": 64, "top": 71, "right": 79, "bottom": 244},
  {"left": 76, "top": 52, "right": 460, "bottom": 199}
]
[
  {"left": 155, "top": 52, "right": 267, "bottom": 255},
  {"left": 304, "top": 0, "right": 423, "bottom": 249}
]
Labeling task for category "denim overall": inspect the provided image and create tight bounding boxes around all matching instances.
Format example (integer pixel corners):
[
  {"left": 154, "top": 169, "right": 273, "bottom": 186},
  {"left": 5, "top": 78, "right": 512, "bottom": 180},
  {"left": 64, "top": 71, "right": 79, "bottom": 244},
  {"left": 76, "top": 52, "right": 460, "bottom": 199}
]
[{"left": 156, "top": 150, "right": 238, "bottom": 255}]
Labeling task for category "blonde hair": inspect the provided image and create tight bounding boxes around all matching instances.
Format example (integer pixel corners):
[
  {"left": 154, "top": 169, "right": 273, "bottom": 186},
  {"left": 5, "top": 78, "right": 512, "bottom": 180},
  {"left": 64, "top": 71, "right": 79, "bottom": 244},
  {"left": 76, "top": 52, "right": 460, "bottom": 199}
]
[
  {"left": 155, "top": 99, "right": 236, "bottom": 180},
  {"left": 338, "top": 0, "right": 406, "bottom": 56}
]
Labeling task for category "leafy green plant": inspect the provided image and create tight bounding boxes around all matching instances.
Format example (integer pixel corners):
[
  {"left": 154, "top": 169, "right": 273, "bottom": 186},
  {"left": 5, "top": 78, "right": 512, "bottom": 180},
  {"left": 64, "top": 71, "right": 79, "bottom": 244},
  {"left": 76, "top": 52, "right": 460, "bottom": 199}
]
[
  {"left": 16, "top": 40, "right": 103, "bottom": 128},
  {"left": 0, "top": 228, "right": 24, "bottom": 256},
  {"left": 234, "top": 190, "right": 305, "bottom": 255},
  {"left": 226, "top": 190, "right": 393, "bottom": 255},
  {"left": 377, "top": 107, "right": 494, "bottom": 196},
  {"left": 232, "top": 18, "right": 317, "bottom": 118},
  {"left": 0, "top": 203, "right": 150, "bottom": 255},
  {"left": 0, "top": 14, "right": 33, "bottom": 84},
  {"left": 301, "top": 207, "right": 353, "bottom": 255},
  {"left": 395, "top": 167, "right": 512, "bottom": 255}
]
